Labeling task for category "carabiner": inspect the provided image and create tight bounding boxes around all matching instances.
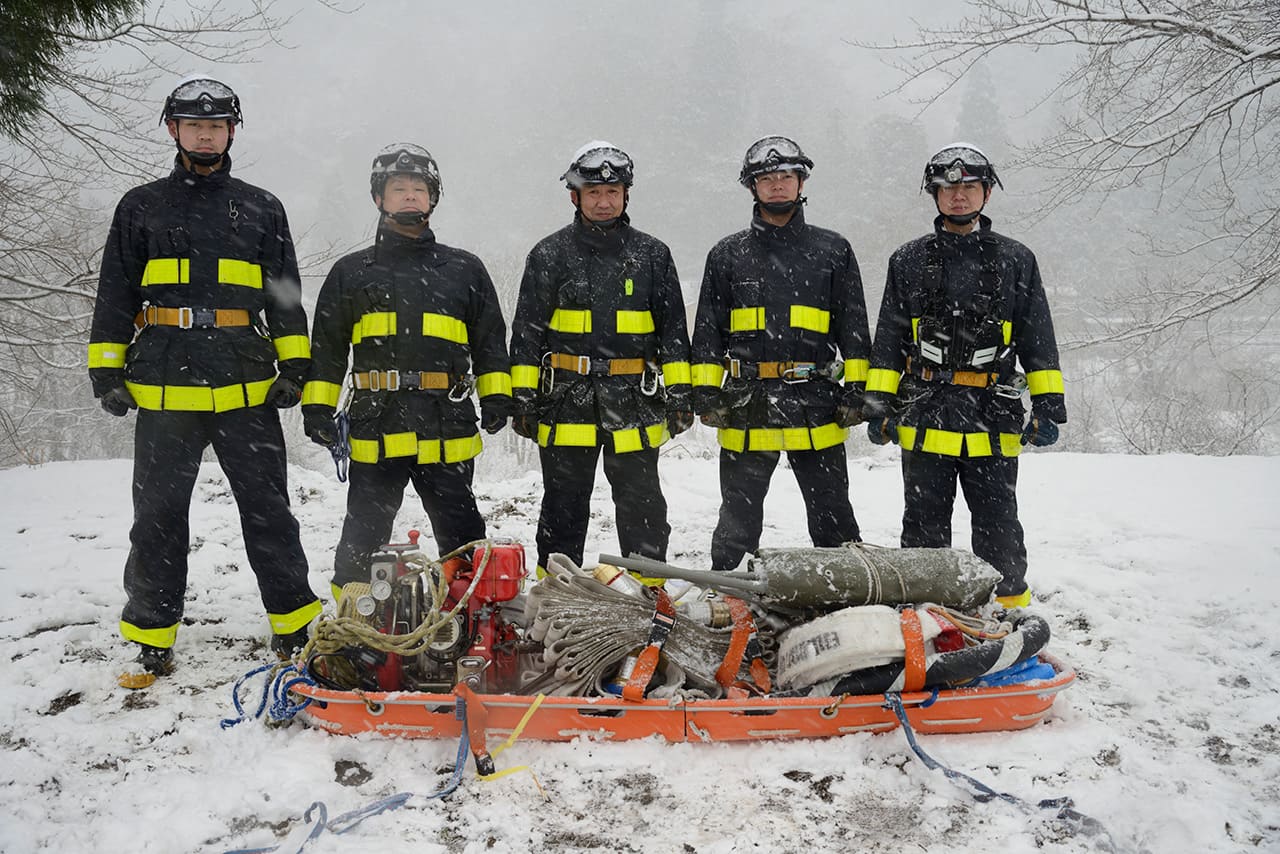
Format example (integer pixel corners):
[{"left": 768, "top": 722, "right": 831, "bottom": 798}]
[{"left": 640, "top": 364, "right": 659, "bottom": 396}]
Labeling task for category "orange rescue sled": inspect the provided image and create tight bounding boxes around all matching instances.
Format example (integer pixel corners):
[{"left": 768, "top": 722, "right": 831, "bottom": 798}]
[{"left": 291, "top": 652, "right": 1073, "bottom": 742}]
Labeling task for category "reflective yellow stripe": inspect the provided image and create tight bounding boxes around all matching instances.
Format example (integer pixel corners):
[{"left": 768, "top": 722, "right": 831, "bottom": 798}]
[
  {"left": 842, "top": 358, "right": 869, "bottom": 384},
  {"left": 218, "top": 258, "right": 263, "bottom": 289},
  {"left": 548, "top": 423, "right": 596, "bottom": 446},
  {"left": 120, "top": 620, "right": 179, "bottom": 648},
  {"left": 511, "top": 364, "right": 540, "bottom": 390},
  {"left": 268, "top": 599, "right": 322, "bottom": 635},
  {"left": 999, "top": 433, "right": 1023, "bottom": 457},
  {"left": 921, "top": 428, "right": 964, "bottom": 456},
  {"left": 476, "top": 371, "right": 513, "bottom": 397},
  {"left": 730, "top": 307, "right": 765, "bottom": 332},
  {"left": 1027, "top": 369, "right": 1064, "bottom": 396},
  {"left": 416, "top": 434, "right": 484, "bottom": 464},
  {"left": 898, "top": 425, "right": 917, "bottom": 450},
  {"left": 422, "top": 312, "right": 468, "bottom": 343},
  {"left": 141, "top": 258, "right": 189, "bottom": 287},
  {"left": 662, "top": 361, "right": 691, "bottom": 386},
  {"left": 1002, "top": 321, "right": 1013, "bottom": 345},
  {"left": 302, "top": 380, "right": 342, "bottom": 407},
  {"left": 692, "top": 362, "right": 725, "bottom": 388},
  {"left": 352, "top": 312, "right": 397, "bottom": 343},
  {"left": 966, "top": 432, "right": 992, "bottom": 457},
  {"left": 866, "top": 368, "right": 901, "bottom": 395},
  {"left": 550, "top": 308, "right": 592, "bottom": 334},
  {"left": 718, "top": 423, "right": 847, "bottom": 452},
  {"left": 125, "top": 379, "right": 272, "bottom": 412},
  {"left": 616, "top": 310, "right": 655, "bottom": 334},
  {"left": 790, "top": 305, "right": 830, "bottom": 333},
  {"left": 911, "top": 317, "right": 920, "bottom": 342},
  {"left": 613, "top": 427, "right": 642, "bottom": 453},
  {"left": 384, "top": 432, "right": 418, "bottom": 458},
  {"left": 350, "top": 437, "right": 379, "bottom": 463},
  {"left": 646, "top": 423, "right": 666, "bottom": 448},
  {"left": 273, "top": 335, "right": 311, "bottom": 361},
  {"left": 88, "top": 342, "right": 128, "bottom": 368},
  {"left": 996, "top": 589, "right": 1032, "bottom": 608},
  {"left": 330, "top": 582, "right": 344, "bottom": 602}
]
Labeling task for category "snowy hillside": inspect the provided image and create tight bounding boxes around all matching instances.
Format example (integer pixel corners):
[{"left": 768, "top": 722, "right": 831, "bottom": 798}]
[{"left": 1, "top": 448, "right": 1277, "bottom": 853}]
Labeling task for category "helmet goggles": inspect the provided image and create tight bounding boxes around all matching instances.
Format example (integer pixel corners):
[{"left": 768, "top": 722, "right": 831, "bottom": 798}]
[
  {"left": 370, "top": 143, "right": 441, "bottom": 205},
  {"left": 740, "top": 135, "right": 813, "bottom": 186},
  {"left": 923, "top": 145, "right": 1003, "bottom": 192},
  {"left": 562, "top": 146, "right": 634, "bottom": 187},
  {"left": 161, "top": 78, "right": 242, "bottom": 125}
]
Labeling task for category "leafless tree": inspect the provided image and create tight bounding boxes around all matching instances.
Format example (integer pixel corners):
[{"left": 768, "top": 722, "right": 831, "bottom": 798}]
[{"left": 0, "top": 1, "right": 342, "bottom": 467}]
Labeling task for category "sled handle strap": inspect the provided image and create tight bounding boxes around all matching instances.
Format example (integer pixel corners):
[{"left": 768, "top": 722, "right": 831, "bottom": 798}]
[
  {"left": 455, "top": 682, "right": 496, "bottom": 776},
  {"left": 899, "top": 608, "right": 927, "bottom": 693},
  {"left": 716, "top": 596, "right": 772, "bottom": 693},
  {"left": 623, "top": 588, "right": 677, "bottom": 702}
]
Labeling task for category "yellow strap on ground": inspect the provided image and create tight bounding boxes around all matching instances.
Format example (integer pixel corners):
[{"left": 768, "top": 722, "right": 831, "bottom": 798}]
[{"left": 478, "top": 694, "right": 547, "bottom": 786}]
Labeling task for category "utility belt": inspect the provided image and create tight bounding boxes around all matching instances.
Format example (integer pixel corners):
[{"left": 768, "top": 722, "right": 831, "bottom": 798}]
[
  {"left": 134, "top": 305, "right": 253, "bottom": 331},
  {"left": 907, "top": 357, "right": 1026, "bottom": 398},
  {"left": 352, "top": 369, "right": 474, "bottom": 401},
  {"left": 725, "top": 359, "right": 840, "bottom": 384},
  {"left": 541, "top": 352, "right": 658, "bottom": 395}
]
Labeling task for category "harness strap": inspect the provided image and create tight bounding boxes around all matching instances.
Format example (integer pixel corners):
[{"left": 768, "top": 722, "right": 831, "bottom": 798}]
[
  {"left": 725, "top": 359, "right": 829, "bottom": 380},
  {"left": 547, "top": 353, "right": 647, "bottom": 376},
  {"left": 622, "top": 588, "right": 677, "bottom": 702},
  {"left": 715, "top": 596, "right": 772, "bottom": 692},
  {"left": 899, "top": 608, "right": 928, "bottom": 693},
  {"left": 135, "top": 306, "right": 252, "bottom": 330},
  {"left": 906, "top": 357, "right": 997, "bottom": 388},
  {"left": 352, "top": 370, "right": 456, "bottom": 391}
]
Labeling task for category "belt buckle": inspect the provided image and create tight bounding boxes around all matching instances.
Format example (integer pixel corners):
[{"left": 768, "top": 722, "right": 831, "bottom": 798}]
[
  {"left": 782, "top": 362, "right": 815, "bottom": 384},
  {"left": 177, "top": 306, "right": 194, "bottom": 329},
  {"left": 576, "top": 355, "right": 591, "bottom": 375},
  {"left": 192, "top": 307, "right": 217, "bottom": 328},
  {"left": 366, "top": 371, "right": 381, "bottom": 392},
  {"left": 724, "top": 358, "right": 740, "bottom": 385},
  {"left": 384, "top": 369, "right": 399, "bottom": 391},
  {"left": 399, "top": 371, "right": 420, "bottom": 390}
]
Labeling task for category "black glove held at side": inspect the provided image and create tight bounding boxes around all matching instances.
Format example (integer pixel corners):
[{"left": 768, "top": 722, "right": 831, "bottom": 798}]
[
  {"left": 303, "top": 408, "right": 337, "bottom": 447},
  {"left": 266, "top": 376, "right": 303, "bottom": 409},
  {"left": 511, "top": 413, "right": 538, "bottom": 440},
  {"left": 100, "top": 386, "right": 137, "bottom": 417},
  {"left": 667, "top": 410, "right": 695, "bottom": 436},
  {"left": 481, "top": 410, "right": 507, "bottom": 435},
  {"left": 866, "top": 417, "right": 895, "bottom": 445}
]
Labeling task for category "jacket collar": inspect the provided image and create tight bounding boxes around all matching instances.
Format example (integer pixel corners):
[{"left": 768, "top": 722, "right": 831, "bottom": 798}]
[
  {"left": 169, "top": 153, "right": 233, "bottom": 189},
  {"left": 751, "top": 204, "right": 807, "bottom": 241},
  {"left": 572, "top": 211, "right": 629, "bottom": 253}
]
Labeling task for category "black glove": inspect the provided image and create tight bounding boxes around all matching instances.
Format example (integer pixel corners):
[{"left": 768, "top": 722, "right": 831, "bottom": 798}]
[
  {"left": 99, "top": 386, "right": 137, "bottom": 417},
  {"left": 481, "top": 409, "right": 507, "bottom": 434},
  {"left": 1021, "top": 414, "right": 1060, "bottom": 447},
  {"left": 866, "top": 417, "right": 895, "bottom": 445},
  {"left": 667, "top": 410, "right": 695, "bottom": 436},
  {"left": 835, "top": 404, "right": 864, "bottom": 428},
  {"left": 700, "top": 408, "right": 731, "bottom": 429},
  {"left": 511, "top": 413, "right": 538, "bottom": 440},
  {"left": 303, "top": 408, "right": 337, "bottom": 447},
  {"left": 265, "top": 375, "right": 303, "bottom": 409}
]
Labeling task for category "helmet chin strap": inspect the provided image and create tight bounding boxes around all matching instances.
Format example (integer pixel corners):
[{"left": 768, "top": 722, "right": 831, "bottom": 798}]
[
  {"left": 385, "top": 209, "right": 429, "bottom": 226},
  {"left": 176, "top": 137, "right": 231, "bottom": 169},
  {"left": 758, "top": 198, "right": 805, "bottom": 215},
  {"left": 934, "top": 184, "right": 990, "bottom": 227}
]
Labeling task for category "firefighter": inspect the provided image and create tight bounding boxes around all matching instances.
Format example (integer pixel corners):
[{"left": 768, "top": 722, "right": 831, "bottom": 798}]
[
  {"left": 864, "top": 143, "right": 1066, "bottom": 608},
  {"left": 691, "top": 136, "right": 871, "bottom": 572},
  {"left": 509, "top": 141, "right": 692, "bottom": 574},
  {"left": 88, "top": 75, "right": 321, "bottom": 684},
  {"left": 302, "top": 144, "right": 512, "bottom": 595}
]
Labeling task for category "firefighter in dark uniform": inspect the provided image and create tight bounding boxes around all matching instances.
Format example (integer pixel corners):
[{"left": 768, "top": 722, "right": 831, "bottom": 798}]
[
  {"left": 302, "top": 144, "right": 512, "bottom": 595},
  {"left": 864, "top": 143, "right": 1066, "bottom": 608},
  {"left": 87, "top": 76, "right": 320, "bottom": 683},
  {"left": 692, "top": 136, "right": 871, "bottom": 572},
  {"left": 509, "top": 141, "right": 693, "bottom": 574}
]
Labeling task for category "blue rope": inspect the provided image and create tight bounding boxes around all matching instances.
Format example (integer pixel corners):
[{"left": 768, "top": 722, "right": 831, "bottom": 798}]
[
  {"left": 884, "top": 693, "right": 1118, "bottom": 851},
  {"left": 221, "top": 695, "right": 472, "bottom": 853},
  {"left": 220, "top": 663, "right": 315, "bottom": 729}
]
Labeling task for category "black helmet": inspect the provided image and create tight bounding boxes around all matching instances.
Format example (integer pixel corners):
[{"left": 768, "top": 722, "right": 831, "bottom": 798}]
[
  {"left": 370, "top": 143, "right": 442, "bottom": 207},
  {"left": 160, "top": 75, "right": 242, "bottom": 126},
  {"left": 561, "top": 141, "right": 634, "bottom": 189},
  {"left": 739, "top": 135, "right": 813, "bottom": 187},
  {"left": 922, "top": 143, "right": 1003, "bottom": 194}
]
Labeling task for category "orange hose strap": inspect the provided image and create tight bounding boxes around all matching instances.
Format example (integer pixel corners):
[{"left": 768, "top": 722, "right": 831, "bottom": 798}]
[
  {"left": 715, "top": 596, "right": 772, "bottom": 693},
  {"left": 899, "top": 608, "right": 928, "bottom": 693},
  {"left": 622, "top": 588, "right": 677, "bottom": 702}
]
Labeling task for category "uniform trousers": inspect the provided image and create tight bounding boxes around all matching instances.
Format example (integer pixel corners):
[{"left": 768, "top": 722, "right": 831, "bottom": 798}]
[
  {"left": 899, "top": 449, "right": 1027, "bottom": 596},
  {"left": 536, "top": 444, "right": 669, "bottom": 571},
  {"left": 332, "top": 457, "right": 487, "bottom": 587},
  {"left": 122, "top": 407, "right": 317, "bottom": 647},
  {"left": 711, "top": 444, "right": 860, "bottom": 572}
]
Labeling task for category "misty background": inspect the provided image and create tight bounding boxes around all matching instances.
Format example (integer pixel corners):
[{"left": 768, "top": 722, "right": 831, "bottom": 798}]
[{"left": 4, "top": 0, "right": 1276, "bottom": 467}]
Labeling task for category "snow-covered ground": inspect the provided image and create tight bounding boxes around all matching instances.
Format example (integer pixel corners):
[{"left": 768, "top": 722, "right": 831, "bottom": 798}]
[{"left": 1, "top": 443, "right": 1277, "bottom": 853}]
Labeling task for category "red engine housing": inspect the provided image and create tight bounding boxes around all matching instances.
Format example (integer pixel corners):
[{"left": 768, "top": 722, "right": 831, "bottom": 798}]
[{"left": 445, "top": 541, "right": 527, "bottom": 692}]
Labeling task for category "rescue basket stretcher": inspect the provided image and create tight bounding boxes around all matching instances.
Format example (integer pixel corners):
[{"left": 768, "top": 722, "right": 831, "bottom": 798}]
[{"left": 289, "top": 652, "right": 1073, "bottom": 743}]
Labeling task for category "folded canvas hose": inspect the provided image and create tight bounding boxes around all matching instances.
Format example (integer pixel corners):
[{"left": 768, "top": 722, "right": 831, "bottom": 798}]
[
  {"left": 775, "top": 605, "right": 947, "bottom": 690},
  {"left": 605, "top": 543, "right": 1002, "bottom": 612},
  {"left": 519, "top": 555, "right": 747, "bottom": 698}
]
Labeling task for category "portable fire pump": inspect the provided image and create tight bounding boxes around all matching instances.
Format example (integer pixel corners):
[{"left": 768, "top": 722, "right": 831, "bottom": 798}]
[{"left": 309, "top": 532, "right": 527, "bottom": 694}]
